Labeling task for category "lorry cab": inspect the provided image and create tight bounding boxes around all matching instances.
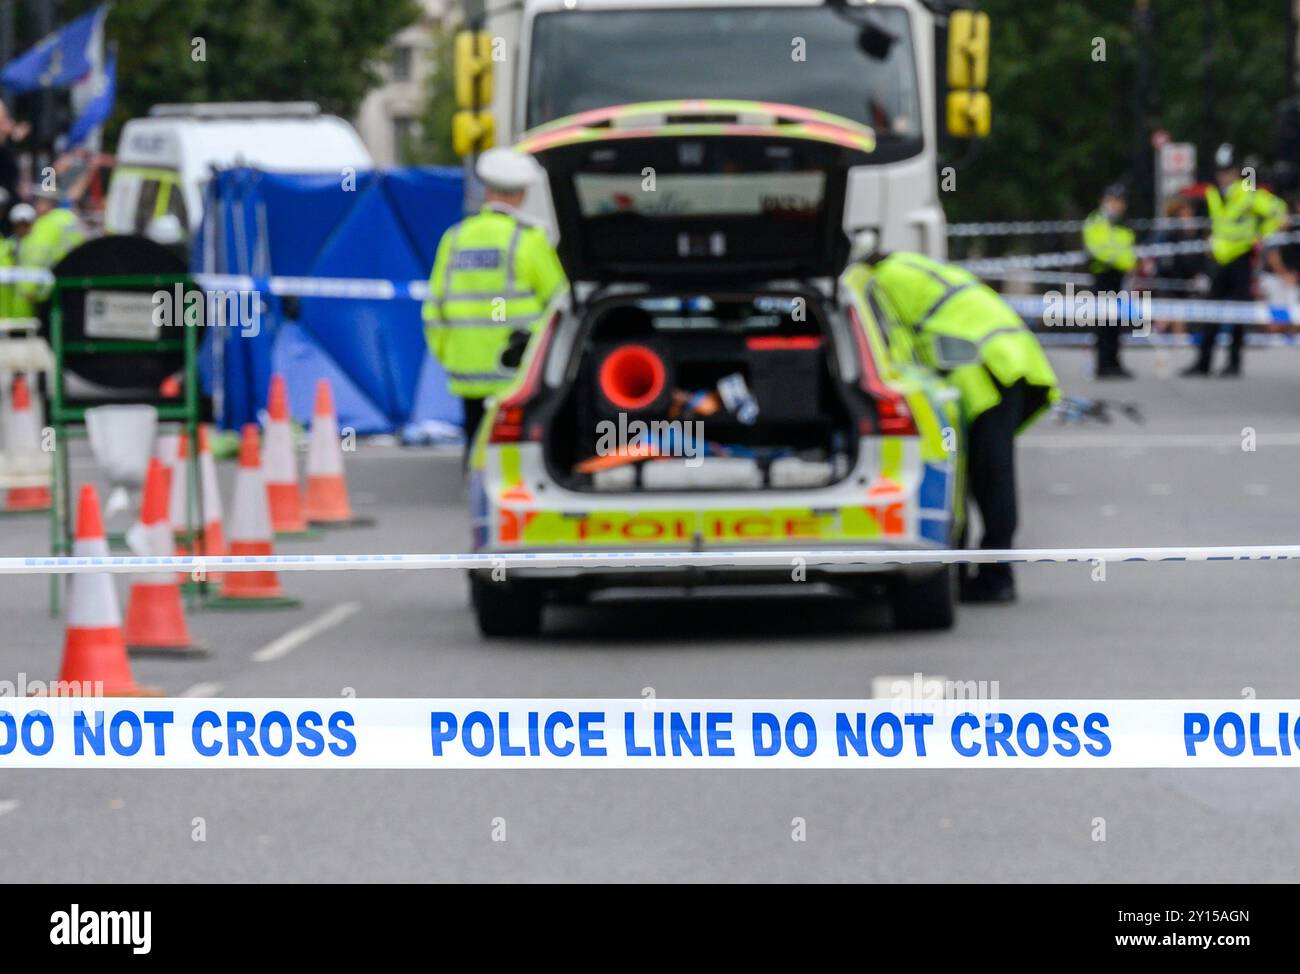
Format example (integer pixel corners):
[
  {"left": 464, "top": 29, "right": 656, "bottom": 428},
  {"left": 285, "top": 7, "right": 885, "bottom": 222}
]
[
  {"left": 456, "top": 0, "right": 992, "bottom": 259},
  {"left": 465, "top": 101, "right": 965, "bottom": 636},
  {"left": 105, "top": 102, "right": 373, "bottom": 240}
]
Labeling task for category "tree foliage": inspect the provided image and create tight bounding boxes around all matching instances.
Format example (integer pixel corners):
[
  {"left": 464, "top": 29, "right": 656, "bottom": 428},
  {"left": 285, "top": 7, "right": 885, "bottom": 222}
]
[
  {"left": 61, "top": 0, "right": 420, "bottom": 139},
  {"left": 948, "top": 0, "right": 1291, "bottom": 224}
]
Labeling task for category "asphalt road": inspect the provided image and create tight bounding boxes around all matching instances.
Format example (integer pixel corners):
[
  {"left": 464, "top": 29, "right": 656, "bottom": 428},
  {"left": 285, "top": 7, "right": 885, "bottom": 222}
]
[{"left": 2, "top": 345, "right": 1299, "bottom": 882}]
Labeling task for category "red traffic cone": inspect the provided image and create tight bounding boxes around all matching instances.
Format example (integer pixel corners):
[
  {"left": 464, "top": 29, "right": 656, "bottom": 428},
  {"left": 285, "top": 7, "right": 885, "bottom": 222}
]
[
  {"left": 264, "top": 375, "right": 309, "bottom": 535},
  {"left": 124, "top": 459, "right": 203, "bottom": 655},
  {"left": 4, "top": 375, "right": 51, "bottom": 512},
  {"left": 209, "top": 425, "right": 299, "bottom": 608},
  {"left": 303, "top": 379, "right": 359, "bottom": 525},
  {"left": 56, "top": 485, "right": 160, "bottom": 695}
]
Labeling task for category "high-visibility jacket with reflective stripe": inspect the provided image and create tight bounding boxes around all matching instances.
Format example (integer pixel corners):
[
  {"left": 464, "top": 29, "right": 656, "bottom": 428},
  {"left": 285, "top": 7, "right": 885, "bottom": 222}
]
[
  {"left": 1205, "top": 180, "right": 1285, "bottom": 265},
  {"left": 870, "top": 252, "right": 1059, "bottom": 428},
  {"left": 423, "top": 205, "right": 567, "bottom": 399},
  {"left": 0, "top": 236, "right": 33, "bottom": 321},
  {"left": 1083, "top": 209, "right": 1136, "bottom": 274},
  {"left": 17, "top": 208, "right": 85, "bottom": 304}
]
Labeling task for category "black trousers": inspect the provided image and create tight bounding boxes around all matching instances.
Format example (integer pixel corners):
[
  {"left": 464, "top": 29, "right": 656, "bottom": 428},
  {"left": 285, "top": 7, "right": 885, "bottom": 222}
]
[
  {"left": 460, "top": 396, "right": 486, "bottom": 468},
  {"left": 1092, "top": 268, "right": 1125, "bottom": 370},
  {"left": 963, "top": 377, "right": 1032, "bottom": 584},
  {"left": 1193, "top": 254, "right": 1252, "bottom": 371}
]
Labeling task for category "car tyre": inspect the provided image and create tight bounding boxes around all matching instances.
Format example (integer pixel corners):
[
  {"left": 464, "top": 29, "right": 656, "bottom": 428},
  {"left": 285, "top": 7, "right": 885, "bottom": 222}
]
[
  {"left": 889, "top": 565, "right": 956, "bottom": 631},
  {"left": 470, "top": 571, "right": 543, "bottom": 637}
]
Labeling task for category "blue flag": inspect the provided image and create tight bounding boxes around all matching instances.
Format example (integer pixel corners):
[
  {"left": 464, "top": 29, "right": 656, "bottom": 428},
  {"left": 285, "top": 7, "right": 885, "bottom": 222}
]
[
  {"left": 0, "top": 6, "right": 107, "bottom": 94},
  {"left": 67, "top": 52, "right": 115, "bottom": 147}
]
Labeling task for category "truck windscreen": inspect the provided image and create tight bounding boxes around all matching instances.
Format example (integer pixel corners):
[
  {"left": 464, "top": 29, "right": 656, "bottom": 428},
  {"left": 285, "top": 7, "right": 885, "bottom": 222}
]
[{"left": 526, "top": 5, "right": 920, "bottom": 141}]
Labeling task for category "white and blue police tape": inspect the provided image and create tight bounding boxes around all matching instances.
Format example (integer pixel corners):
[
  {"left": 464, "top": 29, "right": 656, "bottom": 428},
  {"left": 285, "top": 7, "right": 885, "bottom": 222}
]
[
  {"left": 1003, "top": 293, "right": 1300, "bottom": 327},
  {"left": 1, "top": 698, "right": 1298, "bottom": 768},
  {"left": 5, "top": 544, "right": 1300, "bottom": 576},
  {"left": 948, "top": 216, "right": 1210, "bottom": 237}
]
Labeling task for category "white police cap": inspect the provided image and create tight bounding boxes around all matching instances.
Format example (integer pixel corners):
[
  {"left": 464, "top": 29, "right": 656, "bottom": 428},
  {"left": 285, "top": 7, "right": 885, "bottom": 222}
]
[
  {"left": 8, "top": 202, "right": 35, "bottom": 224},
  {"left": 476, "top": 148, "right": 536, "bottom": 192}
]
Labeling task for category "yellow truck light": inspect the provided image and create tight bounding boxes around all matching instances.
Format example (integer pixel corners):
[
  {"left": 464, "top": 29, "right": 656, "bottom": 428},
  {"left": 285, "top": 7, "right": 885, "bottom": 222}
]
[
  {"left": 947, "top": 10, "right": 990, "bottom": 91},
  {"left": 454, "top": 30, "right": 495, "bottom": 110},
  {"left": 946, "top": 90, "right": 991, "bottom": 139}
]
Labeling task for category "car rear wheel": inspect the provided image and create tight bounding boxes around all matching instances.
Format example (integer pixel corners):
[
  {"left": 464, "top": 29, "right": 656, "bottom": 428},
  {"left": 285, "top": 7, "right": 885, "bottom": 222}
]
[
  {"left": 889, "top": 566, "right": 956, "bottom": 631},
  {"left": 469, "top": 572, "right": 543, "bottom": 637}
]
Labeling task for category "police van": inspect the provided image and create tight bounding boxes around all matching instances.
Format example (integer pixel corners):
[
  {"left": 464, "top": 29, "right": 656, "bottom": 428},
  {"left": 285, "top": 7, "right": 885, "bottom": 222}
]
[{"left": 104, "top": 102, "right": 372, "bottom": 240}]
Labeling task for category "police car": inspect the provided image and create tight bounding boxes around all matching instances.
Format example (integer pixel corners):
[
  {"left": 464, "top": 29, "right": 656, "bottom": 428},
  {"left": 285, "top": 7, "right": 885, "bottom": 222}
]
[{"left": 466, "top": 101, "right": 964, "bottom": 636}]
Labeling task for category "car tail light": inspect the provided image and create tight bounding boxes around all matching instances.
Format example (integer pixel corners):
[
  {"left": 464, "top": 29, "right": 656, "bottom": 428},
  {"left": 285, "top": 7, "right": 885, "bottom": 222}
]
[
  {"left": 848, "top": 306, "right": 919, "bottom": 436},
  {"left": 488, "top": 313, "right": 558, "bottom": 444}
]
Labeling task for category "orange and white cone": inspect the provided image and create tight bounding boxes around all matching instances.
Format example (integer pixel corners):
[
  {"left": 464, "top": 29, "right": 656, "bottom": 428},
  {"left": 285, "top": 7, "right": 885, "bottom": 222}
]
[
  {"left": 213, "top": 424, "right": 297, "bottom": 606},
  {"left": 303, "top": 379, "right": 356, "bottom": 525},
  {"left": 168, "top": 430, "right": 194, "bottom": 551},
  {"left": 3, "top": 374, "right": 51, "bottom": 512},
  {"left": 125, "top": 459, "right": 202, "bottom": 655},
  {"left": 263, "top": 374, "right": 308, "bottom": 535},
  {"left": 191, "top": 424, "right": 227, "bottom": 579},
  {"left": 56, "top": 484, "right": 160, "bottom": 695}
]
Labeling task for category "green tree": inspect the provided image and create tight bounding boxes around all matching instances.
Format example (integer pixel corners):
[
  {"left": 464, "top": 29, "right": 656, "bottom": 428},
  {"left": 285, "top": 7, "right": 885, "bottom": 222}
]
[
  {"left": 62, "top": 0, "right": 421, "bottom": 140},
  {"left": 947, "top": 0, "right": 1290, "bottom": 228}
]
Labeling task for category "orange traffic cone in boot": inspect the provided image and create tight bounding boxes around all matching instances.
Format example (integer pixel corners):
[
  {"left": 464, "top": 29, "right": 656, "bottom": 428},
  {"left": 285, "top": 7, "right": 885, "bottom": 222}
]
[
  {"left": 3, "top": 375, "right": 51, "bottom": 512},
  {"left": 264, "top": 374, "right": 309, "bottom": 536},
  {"left": 304, "top": 379, "right": 367, "bottom": 526},
  {"left": 124, "top": 459, "right": 204, "bottom": 656},
  {"left": 56, "top": 484, "right": 160, "bottom": 695},
  {"left": 208, "top": 424, "right": 300, "bottom": 608}
]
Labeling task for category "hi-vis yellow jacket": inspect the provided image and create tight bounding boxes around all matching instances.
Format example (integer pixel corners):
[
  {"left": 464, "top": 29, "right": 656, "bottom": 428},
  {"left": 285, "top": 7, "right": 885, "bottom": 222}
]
[
  {"left": 423, "top": 204, "right": 567, "bottom": 399},
  {"left": 1083, "top": 209, "right": 1136, "bottom": 274},
  {"left": 871, "top": 252, "right": 1059, "bottom": 429},
  {"left": 17, "top": 208, "right": 85, "bottom": 304},
  {"left": 1205, "top": 179, "right": 1285, "bottom": 265}
]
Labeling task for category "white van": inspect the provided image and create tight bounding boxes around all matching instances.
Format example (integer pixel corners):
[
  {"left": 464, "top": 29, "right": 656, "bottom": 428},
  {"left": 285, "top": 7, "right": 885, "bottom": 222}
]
[{"left": 105, "top": 102, "right": 373, "bottom": 238}]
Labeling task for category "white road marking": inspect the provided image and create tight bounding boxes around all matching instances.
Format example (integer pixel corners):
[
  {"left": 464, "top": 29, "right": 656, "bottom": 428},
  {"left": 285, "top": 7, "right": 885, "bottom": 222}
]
[
  {"left": 180, "top": 682, "right": 223, "bottom": 698},
  {"left": 252, "top": 602, "right": 361, "bottom": 663},
  {"left": 0, "top": 800, "right": 19, "bottom": 817},
  {"left": 1024, "top": 432, "right": 1300, "bottom": 449}
]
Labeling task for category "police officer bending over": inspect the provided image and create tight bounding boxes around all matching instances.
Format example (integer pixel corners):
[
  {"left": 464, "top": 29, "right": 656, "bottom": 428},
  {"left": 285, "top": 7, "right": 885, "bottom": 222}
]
[
  {"left": 869, "top": 251, "right": 1060, "bottom": 603},
  {"left": 424, "top": 148, "right": 567, "bottom": 463}
]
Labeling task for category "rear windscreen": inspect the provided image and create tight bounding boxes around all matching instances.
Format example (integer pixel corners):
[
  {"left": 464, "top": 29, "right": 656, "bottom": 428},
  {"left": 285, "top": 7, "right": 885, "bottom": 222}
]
[{"left": 575, "top": 172, "right": 825, "bottom": 218}]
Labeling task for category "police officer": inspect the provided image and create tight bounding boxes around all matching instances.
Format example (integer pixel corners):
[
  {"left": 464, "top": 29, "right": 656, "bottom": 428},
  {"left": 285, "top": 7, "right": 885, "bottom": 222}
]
[
  {"left": 13, "top": 188, "right": 85, "bottom": 306},
  {"left": 424, "top": 148, "right": 567, "bottom": 463},
  {"left": 1082, "top": 182, "right": 1137, "bottom": 378},
  {"left": 869, "top": 251, "right": 1060, "bottom": 603},
  {"left": 0, "top": 202, "right": 36, "bottom": 324},
  {"left": 1182, "top": 144, "right": 1285, "bottom": 377}
]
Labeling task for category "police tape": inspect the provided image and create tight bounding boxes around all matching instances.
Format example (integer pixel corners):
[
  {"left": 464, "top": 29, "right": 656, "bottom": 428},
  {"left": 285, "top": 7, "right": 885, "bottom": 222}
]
[
  {"left": 6, "top": 545, "right": 1300, "bottom": 576},
  {"left": 957, "top": 231, "right": 1300, "bottom": 273},
  {"left": 1005, "top": 293, "right": 1300, "bottom": 326},
  {"left": 0, "top": 697, "right": 1297, "bottom": 768},
  {"left": 948, "top": 217, "right": 1210, "bottom": 237}
]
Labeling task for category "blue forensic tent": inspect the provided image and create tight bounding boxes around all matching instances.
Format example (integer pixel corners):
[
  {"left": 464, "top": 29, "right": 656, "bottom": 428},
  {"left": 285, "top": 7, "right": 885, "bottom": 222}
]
[{"left": 195, "top": 167, "right": 466, "bottom": 434}]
